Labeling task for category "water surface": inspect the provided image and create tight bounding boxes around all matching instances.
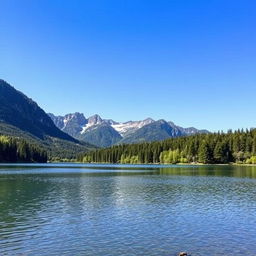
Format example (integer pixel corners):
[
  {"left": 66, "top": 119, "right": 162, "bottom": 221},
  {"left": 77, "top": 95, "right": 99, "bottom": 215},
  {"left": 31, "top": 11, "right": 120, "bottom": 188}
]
[{"left": 0, "top": 164, "right": 256, "bottom": 255}]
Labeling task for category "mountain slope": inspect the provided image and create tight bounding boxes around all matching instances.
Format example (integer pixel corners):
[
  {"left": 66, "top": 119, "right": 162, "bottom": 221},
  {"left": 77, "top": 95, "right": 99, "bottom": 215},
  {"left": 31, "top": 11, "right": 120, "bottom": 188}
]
[
  {"left": 48, "top": 112, "right": 87, "bottom": 138},
  {"left": 111, "top": 118, "right": 155, "bottom": 137},
  {"left": 78, "top": 124, "right": 122, "bottom": 147},
  {"left": 0, "top": 80, "right": 95, "bottom": 158},
  {"left": 118, "top": 120, "right": 182, "bottom": 144},
  {"left": 0, "top": 80, "right": 77, "bottom": 141}
]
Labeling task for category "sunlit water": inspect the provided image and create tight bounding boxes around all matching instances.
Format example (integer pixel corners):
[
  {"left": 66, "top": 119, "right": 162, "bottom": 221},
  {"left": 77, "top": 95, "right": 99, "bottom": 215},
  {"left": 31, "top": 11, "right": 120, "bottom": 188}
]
[{"left": 0, "top": 163, "right": 256, "bottom": 256}]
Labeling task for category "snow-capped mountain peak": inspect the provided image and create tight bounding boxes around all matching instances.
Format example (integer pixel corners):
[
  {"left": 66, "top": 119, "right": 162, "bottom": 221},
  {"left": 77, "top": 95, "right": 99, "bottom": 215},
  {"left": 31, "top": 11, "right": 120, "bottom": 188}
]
[
  {"left": 62, "top": 112, "right": 87, "bottom": 128},
  {"left": 111, "top": 118, "right": 155, "bottom": 137},
  {"left": 80, "top": 114, "right": 104, "bottom": 134}
]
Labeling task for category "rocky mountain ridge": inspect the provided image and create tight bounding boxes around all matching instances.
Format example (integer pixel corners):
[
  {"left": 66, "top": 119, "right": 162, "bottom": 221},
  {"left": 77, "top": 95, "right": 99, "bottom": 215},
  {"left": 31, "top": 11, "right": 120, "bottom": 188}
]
[{"left": 49, "top": 112, "right": 209, "bottom": 147}]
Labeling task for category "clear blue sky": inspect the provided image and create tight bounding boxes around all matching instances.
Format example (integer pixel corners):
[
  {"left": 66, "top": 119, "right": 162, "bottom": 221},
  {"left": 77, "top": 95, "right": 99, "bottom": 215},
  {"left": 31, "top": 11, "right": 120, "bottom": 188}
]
[{"left": 1, "top": 0, "right": 255, "bottom": 131}]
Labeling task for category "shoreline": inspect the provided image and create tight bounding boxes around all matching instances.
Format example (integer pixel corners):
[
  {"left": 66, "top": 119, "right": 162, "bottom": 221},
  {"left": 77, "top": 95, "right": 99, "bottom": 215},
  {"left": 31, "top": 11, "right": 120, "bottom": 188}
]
[
  {"left": 1, "top": 161, "right": 256, "bottom": 167},
  {"left": 56, "top": 161, "right": 256, "bottom": 167}
]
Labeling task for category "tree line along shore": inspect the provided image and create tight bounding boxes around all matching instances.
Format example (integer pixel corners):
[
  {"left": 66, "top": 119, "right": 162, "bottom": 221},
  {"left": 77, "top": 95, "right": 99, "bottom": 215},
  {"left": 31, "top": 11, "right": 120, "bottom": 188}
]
[
  {"left": 77, "top": 129, "right": 256, "bottom": 165},
  {"left": 2, "top": 129, "right": 256, "bottom": 165}
]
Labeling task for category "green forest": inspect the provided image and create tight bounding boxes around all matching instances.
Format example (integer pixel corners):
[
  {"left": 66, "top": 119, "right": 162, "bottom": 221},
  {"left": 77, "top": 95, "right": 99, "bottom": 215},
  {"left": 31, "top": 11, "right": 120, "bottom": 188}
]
[
  {"left": 78, "top": 129, "right": 256, "bottom": 165},
  {"left": 0, "top": 135, "right": 47, "bottom": 163}
]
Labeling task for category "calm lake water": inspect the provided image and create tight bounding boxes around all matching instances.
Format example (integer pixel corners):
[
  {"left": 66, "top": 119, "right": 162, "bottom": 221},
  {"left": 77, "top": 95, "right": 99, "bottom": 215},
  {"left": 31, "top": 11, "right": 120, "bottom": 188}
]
[{"left": 0, "top": 164, "right": 256, "bottom": 256}]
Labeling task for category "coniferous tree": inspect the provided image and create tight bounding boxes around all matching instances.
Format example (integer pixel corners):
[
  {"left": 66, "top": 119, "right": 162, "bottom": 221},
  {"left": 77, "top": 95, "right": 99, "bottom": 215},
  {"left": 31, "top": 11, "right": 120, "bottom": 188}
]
[{"left": 198, "top": 141, "right": 211, "bottom": 164}]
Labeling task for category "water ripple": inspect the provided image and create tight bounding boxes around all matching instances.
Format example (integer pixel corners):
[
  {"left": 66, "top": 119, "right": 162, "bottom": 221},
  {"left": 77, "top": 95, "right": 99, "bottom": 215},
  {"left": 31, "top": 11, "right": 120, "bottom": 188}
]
[{"left": 0, "top": 164, "right": 256, "bottom": 255}]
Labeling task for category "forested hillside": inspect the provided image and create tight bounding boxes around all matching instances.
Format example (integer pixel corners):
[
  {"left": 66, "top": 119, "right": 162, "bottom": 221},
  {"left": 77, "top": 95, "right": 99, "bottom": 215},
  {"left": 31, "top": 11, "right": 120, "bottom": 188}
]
[
  {"left": 0, "top": 79, "right": 77, "bottom": 141},
  {"left": 0, "top": 135, "right": 47, "bottom": 163},
  {"left": 78, "top": 129, "right": 256, "bottom": 164},
  {"left": 0, "top": 79, "right": 96, "bottom": 160}
]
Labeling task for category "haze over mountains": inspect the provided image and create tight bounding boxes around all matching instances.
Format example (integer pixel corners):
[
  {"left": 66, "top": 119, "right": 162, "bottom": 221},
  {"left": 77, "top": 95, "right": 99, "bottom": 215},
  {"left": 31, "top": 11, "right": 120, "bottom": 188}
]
[{"left": 49, "top": 112, "right": 209, "bottom": 147}]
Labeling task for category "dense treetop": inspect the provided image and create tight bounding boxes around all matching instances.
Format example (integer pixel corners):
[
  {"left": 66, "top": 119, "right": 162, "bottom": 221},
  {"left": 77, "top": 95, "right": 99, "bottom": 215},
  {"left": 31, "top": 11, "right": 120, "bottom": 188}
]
[{"left": 0, "top": 135, "right": 47, "bottom": 163}]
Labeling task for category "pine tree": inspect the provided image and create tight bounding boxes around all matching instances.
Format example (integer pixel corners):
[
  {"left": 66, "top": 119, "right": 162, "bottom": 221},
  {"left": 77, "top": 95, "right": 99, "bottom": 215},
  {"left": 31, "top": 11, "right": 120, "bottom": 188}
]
[{"left": 198, "top": 141, "right": 211, "bottom": 164}]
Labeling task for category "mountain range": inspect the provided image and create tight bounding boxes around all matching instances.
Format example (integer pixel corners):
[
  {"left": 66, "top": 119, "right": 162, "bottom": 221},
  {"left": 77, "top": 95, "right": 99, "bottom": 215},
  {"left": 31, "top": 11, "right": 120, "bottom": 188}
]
[
  {"left": 49, "top": 112, "right": 209, "bottom": 147},
  {"left": 0, "top": 78, "right": 209, "bottom": 156},
  {"left": 0, "top": 79, "right": 95, "bottom": 159}
]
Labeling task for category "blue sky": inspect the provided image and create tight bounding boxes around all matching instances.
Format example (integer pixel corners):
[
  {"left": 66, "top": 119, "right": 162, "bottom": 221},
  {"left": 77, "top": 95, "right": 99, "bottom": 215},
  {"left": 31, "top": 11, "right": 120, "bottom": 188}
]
[{"left": 1, "top": 0, "right": 255, "bottom": 131}]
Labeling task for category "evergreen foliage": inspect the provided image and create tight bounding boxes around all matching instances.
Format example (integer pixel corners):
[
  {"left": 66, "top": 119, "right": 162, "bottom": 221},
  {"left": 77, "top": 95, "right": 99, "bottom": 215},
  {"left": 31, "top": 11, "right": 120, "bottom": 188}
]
[
  {"left": 0, "top": 122, "right": 94, "bottom": 160},
  {"left": 0, "top": 135, "right": 47, "bottom": 163},
  {"left": 78, "top": 129, "right": 256, "bottom": 165}
]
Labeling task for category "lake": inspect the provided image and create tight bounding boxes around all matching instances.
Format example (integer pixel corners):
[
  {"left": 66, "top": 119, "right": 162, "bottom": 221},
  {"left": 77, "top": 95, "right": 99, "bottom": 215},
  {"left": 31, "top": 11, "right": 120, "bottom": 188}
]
[{"left": 0, "top": 163, "right": 256, "bottom": 256}]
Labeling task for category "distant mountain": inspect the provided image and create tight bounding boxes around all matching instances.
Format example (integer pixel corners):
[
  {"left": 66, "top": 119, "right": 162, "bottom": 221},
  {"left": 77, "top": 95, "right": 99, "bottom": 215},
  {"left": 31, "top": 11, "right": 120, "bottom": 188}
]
[
  {"left": 119, "top": 120, "right": 182, "bottom": 144},
  {"left": 0, "top": 80, "right": 95, "bottom": 158},
  {"left": 49, "top": 112, "right": 209, "bottom": 147},
  {"left": 78, "top": 124, "right": 122, "bottom": 147},
  {"left": 112, "top": 118, "right": 155, "bottom": 137},
  {"left": 48, "top": 112, "right": 87, "bottom": 138}
]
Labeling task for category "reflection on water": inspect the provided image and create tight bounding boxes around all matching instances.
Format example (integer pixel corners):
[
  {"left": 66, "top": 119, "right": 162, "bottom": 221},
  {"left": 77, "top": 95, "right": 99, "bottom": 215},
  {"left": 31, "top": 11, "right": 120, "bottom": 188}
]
[
  {"left": 160, "top": 165, "right": 256, "bottom": 178},
  {"left": 0, "top": 164, "right": 256, "bottom": 255}
]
